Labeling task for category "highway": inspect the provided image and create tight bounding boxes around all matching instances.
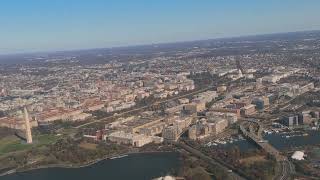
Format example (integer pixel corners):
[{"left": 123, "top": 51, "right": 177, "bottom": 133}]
[
  {"left": 239, "top": 120, "right": 295, "bottom": 180},
  {"left": 175, "top": 141, "right": 247, "bottom": 180}
]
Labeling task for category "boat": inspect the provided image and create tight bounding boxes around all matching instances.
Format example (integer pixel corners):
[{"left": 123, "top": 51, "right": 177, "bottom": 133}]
[
  {"left": 238, "top": 135, "right": 244, "bottom": 140},
  {"left": 220, "top": 141, "right": 227, "bottom": 145},
  {"left": 110, "top": 155, "right": 128, "bottom": 159},
  {"left": 264, "top": 130, "right": 273, "bottom": 134}
]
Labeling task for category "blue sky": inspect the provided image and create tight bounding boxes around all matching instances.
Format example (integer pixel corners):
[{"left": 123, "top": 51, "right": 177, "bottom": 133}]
[{"left": 0, "top": 0, "right": 320, "bottom": 54}]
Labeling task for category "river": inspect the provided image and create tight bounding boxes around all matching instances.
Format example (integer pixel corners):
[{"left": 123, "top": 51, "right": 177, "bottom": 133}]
[
  {"left": 3, "top": 130, "right": 319, "bottom": 180},
  {"left": 1, "top": 152, "right": 181, "bottom": 180},
  {"left": 209, "top": 129, "right": 320, "bottom": 152}
]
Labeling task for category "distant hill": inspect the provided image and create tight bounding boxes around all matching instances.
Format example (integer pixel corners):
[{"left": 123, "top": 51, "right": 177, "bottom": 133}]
[{"left": 1, "top": 30, "right": 320, "bottom": 65}]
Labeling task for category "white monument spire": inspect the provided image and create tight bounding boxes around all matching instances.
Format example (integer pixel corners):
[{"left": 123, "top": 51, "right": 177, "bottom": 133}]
[{"left": 24, "top": 107, "right": 33, "bottom": 144}]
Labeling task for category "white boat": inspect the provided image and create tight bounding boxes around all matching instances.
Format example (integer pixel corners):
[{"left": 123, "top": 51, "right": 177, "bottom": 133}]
[
  {"left": 220, "top": 141, "right": 227, "bottom": 145},
  {"left": 264, "top": 130, "right": 273, "bottom": 134}
]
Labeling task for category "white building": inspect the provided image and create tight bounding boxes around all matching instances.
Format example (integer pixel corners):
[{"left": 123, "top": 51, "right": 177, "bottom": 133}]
[
  {"left": 291, "top": 151, "right": 305, "bottom": 160},
  {"left": 107, "top": 131, "right": 154, "bottom": 147}
]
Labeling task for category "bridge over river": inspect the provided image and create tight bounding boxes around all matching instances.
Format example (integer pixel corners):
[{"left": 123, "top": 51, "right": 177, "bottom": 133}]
[{"left": 239, "top": 120, "right": 295, "bottom": 180}]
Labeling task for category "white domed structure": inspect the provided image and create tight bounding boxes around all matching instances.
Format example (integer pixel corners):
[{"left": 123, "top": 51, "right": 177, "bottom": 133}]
[
  {"left": 153, "top": 176, "right": 176, "bottom": 180},
  {"left": 291, "top": 151, "right": 304, "bottom": 160}
]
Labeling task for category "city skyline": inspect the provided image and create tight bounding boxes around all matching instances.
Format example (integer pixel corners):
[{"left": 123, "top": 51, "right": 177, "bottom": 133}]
[{"left": 1, "top": 0, "right": 320, "bottom": 54}]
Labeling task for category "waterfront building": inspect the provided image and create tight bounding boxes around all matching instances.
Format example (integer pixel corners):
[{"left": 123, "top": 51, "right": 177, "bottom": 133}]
[
  {"left": 280, "top": 114, "right": 299, "bottom": 127},
  {"left": 162, "top": 126, "right": 179, "bottom": 141}
]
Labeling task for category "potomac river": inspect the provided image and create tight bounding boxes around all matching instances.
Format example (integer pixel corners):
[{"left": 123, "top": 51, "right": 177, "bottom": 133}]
[
  {"left": 3, "top": 130, "right": 319, "bottom": 180},
  {"left": 2, "top": 152, "right": 181, "bottom": 180}
]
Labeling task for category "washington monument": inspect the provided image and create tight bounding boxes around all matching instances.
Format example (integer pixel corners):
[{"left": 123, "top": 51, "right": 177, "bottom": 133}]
[{"left": 24, "top": 107, "right": 33, "bottom": 144}]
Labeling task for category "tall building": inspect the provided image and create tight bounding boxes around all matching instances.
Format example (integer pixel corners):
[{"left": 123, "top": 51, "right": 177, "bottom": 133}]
[{"left": 24, "top": 107, "right": 33, "bottom": 144}]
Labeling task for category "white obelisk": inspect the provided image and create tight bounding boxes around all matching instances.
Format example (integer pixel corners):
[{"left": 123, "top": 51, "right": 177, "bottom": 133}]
[{"left": 24, "top": 107, "right": 33, "bottom": 144}]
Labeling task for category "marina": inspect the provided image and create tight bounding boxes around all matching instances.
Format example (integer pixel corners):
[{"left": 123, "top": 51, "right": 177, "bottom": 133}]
[{"left": 205, "top": 129, "right": 320, "bottom": 152}]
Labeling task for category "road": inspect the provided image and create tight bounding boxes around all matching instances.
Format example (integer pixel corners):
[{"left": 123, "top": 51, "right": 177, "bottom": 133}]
[
  {"left": 239, "top": 120, "right": 295, "bottom": 180},
  {"left": 268, "top": 91, "right": 309, "bottom": 113},
  {"left": 274, "top": 160, "right": 295, "bottom": 180},
  {"left": 175, "top": 141, "right": 247, "bottom": 180}
]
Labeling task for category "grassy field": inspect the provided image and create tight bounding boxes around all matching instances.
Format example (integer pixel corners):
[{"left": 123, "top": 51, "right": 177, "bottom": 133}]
[
  {"left": 79, "top": 142, "right": 98, "bottom": 150},
  {"left": 0, "top": 134, "right": 60, "bottom": 156},
  {"left": 0, "top": 136, "right": 31, "bottom": 155}
]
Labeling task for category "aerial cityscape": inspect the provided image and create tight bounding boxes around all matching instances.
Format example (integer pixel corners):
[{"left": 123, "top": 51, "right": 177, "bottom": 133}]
[{"left": 1, "top": 1, "right": 320, "bottom": 180}]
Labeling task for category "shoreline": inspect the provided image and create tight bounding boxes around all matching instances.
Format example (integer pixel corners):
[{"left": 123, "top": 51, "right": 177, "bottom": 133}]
[{"left": 0, "top": 150, "right": 177, "bottom": 177}]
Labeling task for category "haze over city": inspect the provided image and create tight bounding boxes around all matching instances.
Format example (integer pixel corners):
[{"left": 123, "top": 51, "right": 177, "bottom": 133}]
[{"left": 1, "top": 0, "right": 320, "bottom": 54}]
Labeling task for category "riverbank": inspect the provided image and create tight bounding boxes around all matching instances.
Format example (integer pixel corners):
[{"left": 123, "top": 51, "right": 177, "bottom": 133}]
[
  {"left": 0, "top": 150, "right": 177, "bottom": 177},
  {"left": 1, "top": 152, "right": 182, "bottom": 180}
]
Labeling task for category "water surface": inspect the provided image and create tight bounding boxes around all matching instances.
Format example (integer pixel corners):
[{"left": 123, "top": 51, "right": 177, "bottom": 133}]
[{"left": 2, "top": 152, "right": 181, "bottom": 180}]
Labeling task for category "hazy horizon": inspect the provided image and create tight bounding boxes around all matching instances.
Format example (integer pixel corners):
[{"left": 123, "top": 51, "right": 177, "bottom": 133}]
[
  {"left": 1, "top": 0, "right": 320, "bottom": 54},
  {"left": 1, "top": 29, "right": 319, "bottom": 57}
]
